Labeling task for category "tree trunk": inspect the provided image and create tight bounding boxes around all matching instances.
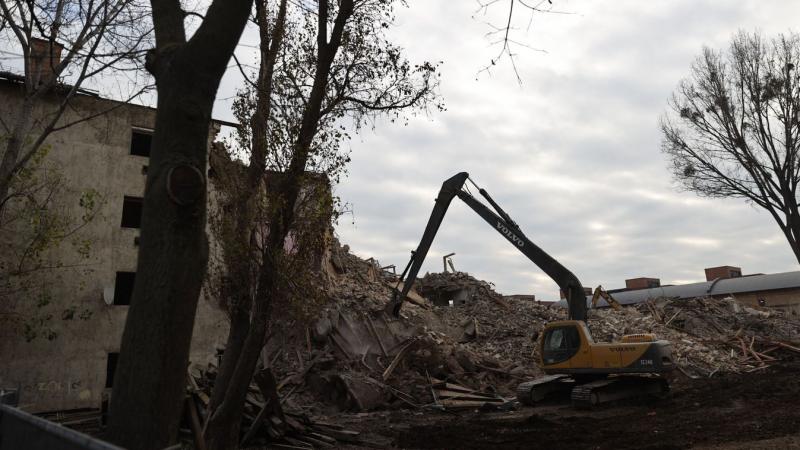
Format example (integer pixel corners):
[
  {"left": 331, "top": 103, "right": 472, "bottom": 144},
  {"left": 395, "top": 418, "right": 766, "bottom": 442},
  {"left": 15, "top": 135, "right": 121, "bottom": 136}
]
[
  {"left": 205, "top": 274, "right": 273, "bottom": 450},
  {"left": 207, "top": 289, "right": 251, "bottom": 413},
  {"left": 204, "top": 2, "right": 352, "bottom": 448},
  {"left": 106, "top": 55, "right": 214, "bottom": 450},
  {"left": 784, "top": 209, "right": 800, "bottom": 264},
  {"left": 107, "top": 0, "right": 253, "bottom": 446}
]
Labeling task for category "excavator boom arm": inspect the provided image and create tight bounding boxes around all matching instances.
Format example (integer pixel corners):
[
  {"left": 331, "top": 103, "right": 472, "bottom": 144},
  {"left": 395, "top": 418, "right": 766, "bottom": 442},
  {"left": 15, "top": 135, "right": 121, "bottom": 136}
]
[{"left": 387, "top": 172, "right": 587, "bottom": 321}]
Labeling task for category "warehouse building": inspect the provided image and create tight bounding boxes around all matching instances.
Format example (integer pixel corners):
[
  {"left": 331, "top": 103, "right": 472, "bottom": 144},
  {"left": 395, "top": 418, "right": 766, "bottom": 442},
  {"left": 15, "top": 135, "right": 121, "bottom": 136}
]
[{"left": 591, "top": 266, "right": 800, "bottom": 314}]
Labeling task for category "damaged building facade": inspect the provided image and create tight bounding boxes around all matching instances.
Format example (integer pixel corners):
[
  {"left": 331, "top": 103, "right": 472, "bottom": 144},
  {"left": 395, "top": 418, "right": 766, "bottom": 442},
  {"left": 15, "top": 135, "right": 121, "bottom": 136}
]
[{"left": 0, "top": 73, "right": 231, "bottom": 412}]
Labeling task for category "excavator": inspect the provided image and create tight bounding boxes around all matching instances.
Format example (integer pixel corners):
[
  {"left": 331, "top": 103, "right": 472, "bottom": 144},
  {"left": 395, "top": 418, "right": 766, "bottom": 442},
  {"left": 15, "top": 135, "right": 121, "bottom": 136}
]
[
  {"left": 386, "top": 172, "right": 674, "bottom": 407},
  {"left": 591, "top": 285, "right": 623, "bottom": 311}
]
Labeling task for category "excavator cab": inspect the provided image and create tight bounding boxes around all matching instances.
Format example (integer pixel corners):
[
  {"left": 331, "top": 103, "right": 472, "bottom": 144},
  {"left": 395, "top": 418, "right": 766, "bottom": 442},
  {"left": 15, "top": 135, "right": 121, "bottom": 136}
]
[{"left": 541, "top": 323, "right": 583, "bottom": 365}]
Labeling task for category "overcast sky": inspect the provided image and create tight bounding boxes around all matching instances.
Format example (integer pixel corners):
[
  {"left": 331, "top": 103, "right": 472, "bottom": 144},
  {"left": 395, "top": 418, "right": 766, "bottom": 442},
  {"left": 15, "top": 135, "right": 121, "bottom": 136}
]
[
  {"left": 6, "top": 1, "right": 798, "bottom": 300},
  {"left": 210, "top": 0, "right": 800, "bottom": 300}
]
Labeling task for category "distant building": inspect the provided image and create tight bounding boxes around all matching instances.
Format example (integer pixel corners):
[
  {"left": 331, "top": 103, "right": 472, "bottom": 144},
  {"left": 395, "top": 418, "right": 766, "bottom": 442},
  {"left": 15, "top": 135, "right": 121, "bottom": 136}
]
[
  {"left": 624, "top": 277, "right": 661, "bottom": 290},
  {"left": 583, "top": 265, "right": 800, "bottom": 314}
]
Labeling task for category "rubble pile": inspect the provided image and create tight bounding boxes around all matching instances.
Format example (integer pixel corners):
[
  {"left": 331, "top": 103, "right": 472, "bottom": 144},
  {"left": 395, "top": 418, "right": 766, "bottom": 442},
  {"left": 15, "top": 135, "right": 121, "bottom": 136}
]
[
  {"left": 418, "top": 271, "right": 564, "bottom": 374},
  {"left": 194, "top": 240, "right": 800, "bottom": 434},
  {"left": 185, "top": 366, "right": 371, "bottom": 448},
  {"left": 242, "top": 241, "right": 556, "bottom": 416},
  {"left": 416, "top": 272, "right": 509, "bottom": 308},
  {"left": 588, "top": 297, "right": 800, "bottom": 376}
]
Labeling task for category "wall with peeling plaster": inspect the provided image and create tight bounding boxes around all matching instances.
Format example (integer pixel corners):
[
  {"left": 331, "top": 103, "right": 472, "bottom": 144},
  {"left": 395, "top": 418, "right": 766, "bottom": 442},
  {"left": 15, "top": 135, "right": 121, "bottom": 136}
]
[{"left": 0, "top": 81, "right": 229, "bottom": 412}]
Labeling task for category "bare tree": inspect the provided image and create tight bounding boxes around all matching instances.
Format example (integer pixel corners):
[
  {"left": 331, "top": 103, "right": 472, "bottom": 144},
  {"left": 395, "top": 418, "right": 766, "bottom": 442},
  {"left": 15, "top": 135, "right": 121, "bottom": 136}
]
[
  {"left": 0, "top": 0, "right": 151, "bottom": 212},
  {"left": 202, "top": 0, "right": 440, "bottom": 448},
  {"left": 474, "top": 0, "right": 569, "bottom": 82},
  {"left": 662, "top": 31, "right": 800, "bottom": 263},
  {"left": 106, "top": 0, "right": 253, "bottom": 448}
]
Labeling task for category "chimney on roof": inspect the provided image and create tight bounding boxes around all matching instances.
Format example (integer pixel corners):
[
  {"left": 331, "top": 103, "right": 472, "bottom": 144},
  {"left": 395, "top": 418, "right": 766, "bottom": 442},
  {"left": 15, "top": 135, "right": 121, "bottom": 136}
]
[
  {"left": 704, "top": 266, "right": 742, "bottom": 281},
  {"left": 625, "top": 277, "right": 660, "bottom": 290},
  {"left": 28, "top": 37, "right": 63, "bottom": 86}
]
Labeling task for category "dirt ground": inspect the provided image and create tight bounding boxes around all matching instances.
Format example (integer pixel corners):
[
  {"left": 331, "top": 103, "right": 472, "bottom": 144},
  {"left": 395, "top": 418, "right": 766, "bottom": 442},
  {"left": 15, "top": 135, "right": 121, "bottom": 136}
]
[{"left": 335, "top": 363, "right": 800, "bottom": 449}]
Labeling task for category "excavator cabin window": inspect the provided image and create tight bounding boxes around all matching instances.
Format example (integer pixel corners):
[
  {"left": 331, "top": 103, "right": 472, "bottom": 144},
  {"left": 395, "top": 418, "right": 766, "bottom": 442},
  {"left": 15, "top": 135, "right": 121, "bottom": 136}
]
[{"left": 542, "top": 326, "right": 581, "bottom": 364}]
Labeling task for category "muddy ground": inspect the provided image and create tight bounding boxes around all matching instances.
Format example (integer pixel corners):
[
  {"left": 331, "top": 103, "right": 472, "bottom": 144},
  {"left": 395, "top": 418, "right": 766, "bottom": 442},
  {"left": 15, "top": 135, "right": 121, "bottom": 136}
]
[{"left": 334, "top": 363, "right": 800, "bottom": 449}]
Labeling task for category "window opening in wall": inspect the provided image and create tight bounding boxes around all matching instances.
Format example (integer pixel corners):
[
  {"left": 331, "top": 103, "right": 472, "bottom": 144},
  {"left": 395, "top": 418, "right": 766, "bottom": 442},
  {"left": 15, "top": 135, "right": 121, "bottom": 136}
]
[
  {"left": 121, "top": 196, "right": 143, "bottom": 228},
  {"left": 106, "top": 352, "right": 119, "bottom": 388},
  {"left": 130, "top": 129, "right": 152, "bottom": 157},
  {"left": 113, "top": 271, "right": 136, "bottom": 305}
]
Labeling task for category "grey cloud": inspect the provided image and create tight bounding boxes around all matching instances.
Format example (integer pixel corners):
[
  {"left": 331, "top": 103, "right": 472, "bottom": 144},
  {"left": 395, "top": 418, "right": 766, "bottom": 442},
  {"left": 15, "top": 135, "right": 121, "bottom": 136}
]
[{"left": 211, "top": 1, "right": 800, "bottom": 300}]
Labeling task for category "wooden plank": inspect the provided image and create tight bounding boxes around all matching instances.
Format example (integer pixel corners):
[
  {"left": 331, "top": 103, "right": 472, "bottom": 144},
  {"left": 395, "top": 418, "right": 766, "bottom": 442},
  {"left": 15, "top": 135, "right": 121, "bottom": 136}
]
[
  {"left": 440, "top": 399, "right": 498, "bottom": 408},
  {"left": 382, "top": 338, "right": 417, "bottom": 381},
  {"left": 311, "top": 421, "right": 345, "bottom": 430},
  {"left": 774, "top": 341, "right": 800, "bottom": 353},
  {"left": 283, "top": 436, "right": 314, "bottom": 449},
  {"left": 309, "top": 432, "right": 337, "bottom": 444},
  {"left": 435, "top": 391, "right": 503, "bottom": 402},
  {"left": 366, "top": 314, "right": 388, "bottom": 357},
  {"left": 290, "top": 435, "right": 335, "bottom": 448},
  {"left": 311, "top": 428, "right": 361, "bottom": 442}
]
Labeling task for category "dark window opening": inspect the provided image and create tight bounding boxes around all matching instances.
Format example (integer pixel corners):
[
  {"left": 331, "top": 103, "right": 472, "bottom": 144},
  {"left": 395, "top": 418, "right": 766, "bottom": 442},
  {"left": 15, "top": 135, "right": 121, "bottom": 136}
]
[
  {"left": 130, "top": 130, "right": 152, "bottom": 157},
  {"left": 121, "top": 196, "right": 143, "bottom": 228},
  {"left": 106, "top": 352, "right": 119, "bottom": 388},
  {"left": 113, "top": 271, "right": 136, "bottom": 305},
  {"left": 542, "top": 326, "right": 581, "bottom": 364}
]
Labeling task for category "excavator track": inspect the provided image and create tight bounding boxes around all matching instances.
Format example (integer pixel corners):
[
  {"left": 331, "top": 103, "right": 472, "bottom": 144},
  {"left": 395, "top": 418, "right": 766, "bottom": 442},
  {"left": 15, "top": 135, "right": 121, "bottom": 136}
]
[
  {"left": 570, "top": 376, "right": 669, "bottom": 409},
  {"left": 516, "top": 375, "right": 574, "bottom": 406}
]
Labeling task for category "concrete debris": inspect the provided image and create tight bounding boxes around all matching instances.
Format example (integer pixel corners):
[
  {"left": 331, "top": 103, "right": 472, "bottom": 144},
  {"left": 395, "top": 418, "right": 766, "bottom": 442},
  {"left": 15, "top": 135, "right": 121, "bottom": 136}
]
[
  {"left": 417, "top": 272, "right": 509, "bottom": 308},
  {"left": 588, "top": 296, "right": 800, "bottom": 377},
  {"left": 188, "top": 239, "right": 800, "bottom": 447}
]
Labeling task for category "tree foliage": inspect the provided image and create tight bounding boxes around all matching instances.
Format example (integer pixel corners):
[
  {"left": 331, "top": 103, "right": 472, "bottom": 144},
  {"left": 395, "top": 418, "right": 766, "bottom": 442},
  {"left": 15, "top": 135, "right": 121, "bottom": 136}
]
[
  {"left": 0, "top": 142, "right": 102, "bottom": 341},
  {"left": 228, "top": 0, "right": 441, "bottom": 184},
  {"left": 662, "top": 30, "right": 800, "bottom": 263},
  {"left": 202, "top": 1, "right": 440, "bottom": 448}
]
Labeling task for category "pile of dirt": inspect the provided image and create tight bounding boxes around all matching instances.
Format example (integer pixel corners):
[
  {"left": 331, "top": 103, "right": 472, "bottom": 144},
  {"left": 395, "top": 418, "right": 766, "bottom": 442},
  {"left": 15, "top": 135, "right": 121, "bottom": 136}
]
[{"left": 417, "top": 271, "right": 563, "bottom": 375}]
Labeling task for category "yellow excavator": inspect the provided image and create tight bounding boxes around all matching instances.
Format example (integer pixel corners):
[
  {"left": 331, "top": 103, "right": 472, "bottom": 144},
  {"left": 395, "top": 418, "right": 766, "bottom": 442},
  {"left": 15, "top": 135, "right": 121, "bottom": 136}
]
[
  {"left": 386, "top": 172, "right": 674, "bottom": 407},
  {"left": 591, "top": 285, "right": 623, "bottom": 311}
]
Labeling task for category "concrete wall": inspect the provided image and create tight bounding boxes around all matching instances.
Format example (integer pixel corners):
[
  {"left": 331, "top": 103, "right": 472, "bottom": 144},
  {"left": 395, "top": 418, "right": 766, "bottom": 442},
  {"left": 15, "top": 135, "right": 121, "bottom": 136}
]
[
  {"left": 0, "top": 83, "right": 229, "bottom": 412},
  {"left": 728, "top": 288, "right": 800, "bottom": 315}
]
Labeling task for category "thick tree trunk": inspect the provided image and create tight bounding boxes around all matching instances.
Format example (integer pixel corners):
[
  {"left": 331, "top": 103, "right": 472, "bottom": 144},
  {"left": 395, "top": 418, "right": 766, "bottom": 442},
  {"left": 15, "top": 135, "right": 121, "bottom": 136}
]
[
  {"left": 106, "top": 54, "right": 214, "bottom": 450},
  {"left": 107, "top": 1, "right": 253, "bottom": 447}
]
